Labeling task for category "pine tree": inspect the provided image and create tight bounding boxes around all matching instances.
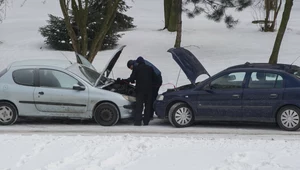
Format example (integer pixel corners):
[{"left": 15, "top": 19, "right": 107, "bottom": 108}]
[
  {"left": 39, "top": 0, "right": 135, "bottom": 52},
  {"left": 183, "top": 0, "right": 252, "bottom": 28}
]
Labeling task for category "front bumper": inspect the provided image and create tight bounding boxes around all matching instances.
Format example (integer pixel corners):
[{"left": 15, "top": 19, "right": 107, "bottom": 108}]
[
  {"left": 154, "top": 100, "right": 167, "bottom": 118},
  {"left": 120, "top": 102, "right": 136, "bottom": 119}
]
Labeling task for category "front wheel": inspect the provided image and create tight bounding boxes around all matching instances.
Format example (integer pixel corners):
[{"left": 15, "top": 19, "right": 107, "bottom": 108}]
[
  {"left": 0, "top": 102, "right": 18, "bottom": 125},
  {"left": 277, "top": 106, "right": 300, "bottom": 131},
  {"left": 168, "top": 102, "right": 194, "bottom": 128},
  {"left": 94, "top": 102, "right": 120, "bottom": 126}
]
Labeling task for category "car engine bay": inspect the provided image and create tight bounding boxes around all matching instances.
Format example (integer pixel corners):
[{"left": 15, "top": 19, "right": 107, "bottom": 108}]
[{"left": 102, "top": 78, "right": 136, "bottom": 97}]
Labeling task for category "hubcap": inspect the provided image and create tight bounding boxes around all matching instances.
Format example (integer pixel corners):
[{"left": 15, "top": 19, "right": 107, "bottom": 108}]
[
  {"left": 175, "top": 107, "right": 192, "bottom": 125},
  {"left": 100, "top": 109, "right": 113, "bottom": 122},
  {"left": 0, "top": 106, "right": 13, "bottom": 123},
  {"left": 281, "top": 109, "right": 300, "bottom": 129}
]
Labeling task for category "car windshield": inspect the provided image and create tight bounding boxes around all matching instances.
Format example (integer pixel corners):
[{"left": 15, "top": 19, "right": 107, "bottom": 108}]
[
  {"left": 0, "top": 68, "right": 7, "bottom": 78},
  {"left": 67, "top": 64, "right": 107, "bottom": 86},
  {"left": 79, "top": 66, "right": 100, "bottom": 85}
]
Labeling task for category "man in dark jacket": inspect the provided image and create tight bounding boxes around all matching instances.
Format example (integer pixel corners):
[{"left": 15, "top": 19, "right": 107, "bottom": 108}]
[
  {"left": 127, "top": 57, "right": 162, "bottom": 119},
  {"left": 125, "top": 57, "right": 155, "bottom": 125}
]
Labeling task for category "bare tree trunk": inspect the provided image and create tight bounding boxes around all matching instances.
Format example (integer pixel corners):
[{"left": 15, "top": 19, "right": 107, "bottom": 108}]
[
  {"left": 60, "top": 0, "right": 121, "bottom": 63},
  {"left": 269, "top": 0, "right": 293, "bottom": 64},
  {"left": 174, "top": 0, "right": 182, "bottom": 48},
  {"left": 60, "top": 0, "right": 79, "bottom": 53},
  {"left": 72, "top": 0, "right": 89, "bottom": 56},
  {"left": 164, "top": 0, "right": 177, "bottom": 32},
  {"left": 87, "top": 0, "right": 120, "bottom": 62},
  {"left": 264, "top": 0, "right": 271, "bottom": 32},
  {"left": 270, "top": 0, "right": 282, "bottom": 31},
  {"left": 164, "top": 0, "right": 171, "bottom": 29}
]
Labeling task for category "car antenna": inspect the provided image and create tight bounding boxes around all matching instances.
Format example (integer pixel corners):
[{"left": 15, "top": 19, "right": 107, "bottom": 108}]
[
  {"left": 291, "top": 56, "right": 300, "bottom": 66},
  {"left": 60, "top": 51, "right": 72, "bottom": 64}
]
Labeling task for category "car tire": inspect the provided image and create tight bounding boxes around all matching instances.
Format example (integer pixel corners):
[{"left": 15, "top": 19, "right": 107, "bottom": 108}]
[
  {"left": 94, "top": 102, "right": 120, "bottom": 126},
  {"left": 168, "top": 102, "right": 194, "bottom": 128},
  {"left": 0, "top": 102, "right": 18, "bottom": 125},
  {"left": 277, "top": 106, "right": 300, "bottom": 131}
]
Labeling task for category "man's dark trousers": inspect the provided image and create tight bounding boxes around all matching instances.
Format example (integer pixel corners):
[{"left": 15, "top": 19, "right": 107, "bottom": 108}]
[
  {"left": 150, "top": 77, "right": 162, "bottom": 119},
  {"left": 135, "top": 92, "right": 152, "bottom": 125}
]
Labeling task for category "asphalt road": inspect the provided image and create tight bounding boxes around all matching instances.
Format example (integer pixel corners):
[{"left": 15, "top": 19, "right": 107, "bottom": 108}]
[{"left": 1, "top": 117, "right": 300, "bottom": 137}]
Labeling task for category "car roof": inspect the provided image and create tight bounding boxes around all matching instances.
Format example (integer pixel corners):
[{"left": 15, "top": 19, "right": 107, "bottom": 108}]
[
  {"left": 9, "top": 59, "right": 73, "bottom": 69},
  {"left": 226, "top": 62, "right": 300, "bottom": 72}
]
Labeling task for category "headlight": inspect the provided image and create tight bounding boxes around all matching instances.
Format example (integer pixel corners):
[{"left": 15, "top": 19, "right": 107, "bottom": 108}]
[
  {"left": 157, "top": 95, "right": 164, "bottom": 101},
  {"left": 122, "top": 95, "right": 136, "bottom": 102}
]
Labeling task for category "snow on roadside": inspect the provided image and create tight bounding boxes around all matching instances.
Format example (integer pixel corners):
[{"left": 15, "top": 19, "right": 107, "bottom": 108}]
[{"left": 1, "top": 134, "right": 300, "bottom": 170}]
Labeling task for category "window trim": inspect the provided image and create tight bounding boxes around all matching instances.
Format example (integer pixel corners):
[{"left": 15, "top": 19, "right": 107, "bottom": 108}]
[{"left": 37, "top": 68, "right": 85, "bottom": 90}]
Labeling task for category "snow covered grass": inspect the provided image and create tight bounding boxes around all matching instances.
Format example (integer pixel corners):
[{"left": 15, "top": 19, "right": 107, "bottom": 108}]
[
  {"left": 1, "top": 0, "right": 300, "bottom": 169},
  {"left": 1, "top": 134, "right": 300, "bottom": 170}
]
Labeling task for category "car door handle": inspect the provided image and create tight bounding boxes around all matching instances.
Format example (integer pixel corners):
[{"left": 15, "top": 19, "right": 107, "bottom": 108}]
[
  {"left": 269, "top": 94, "right": 278, "bottom": 99},
  {"left": 232, "top": 94, "right": 240, "bottom": 99},
  {"left": 38, "top": 91, "right": 44, "bottom": 95}
]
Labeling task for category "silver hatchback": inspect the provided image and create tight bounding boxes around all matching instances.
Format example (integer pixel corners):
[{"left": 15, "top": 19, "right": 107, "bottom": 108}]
[{"left": 0, "top": 46, "right": 136, "bottom": 126}]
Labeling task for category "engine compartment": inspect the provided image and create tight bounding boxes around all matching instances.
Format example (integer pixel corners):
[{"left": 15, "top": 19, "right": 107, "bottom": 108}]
[{"left": 102, "top": 79, "right": 136, "bottom": 97}]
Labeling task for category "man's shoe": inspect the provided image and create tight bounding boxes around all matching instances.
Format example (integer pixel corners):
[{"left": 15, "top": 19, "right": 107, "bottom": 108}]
[{"left": 134, "top": 123, "right": 141, "bottom": 126}]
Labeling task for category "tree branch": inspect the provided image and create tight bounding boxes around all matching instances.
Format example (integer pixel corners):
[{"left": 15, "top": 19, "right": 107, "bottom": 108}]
[{"left": 87, "top": 0, "right": 121, "bottom": 62}]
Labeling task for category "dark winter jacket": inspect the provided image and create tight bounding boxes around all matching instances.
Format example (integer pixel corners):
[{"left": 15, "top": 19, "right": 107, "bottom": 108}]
[
  {"left": 131, "top": 58, "right": 162, "bottom": 85},
  {"left": 126, "top": 62, "right": 155, "bottom": 94}
]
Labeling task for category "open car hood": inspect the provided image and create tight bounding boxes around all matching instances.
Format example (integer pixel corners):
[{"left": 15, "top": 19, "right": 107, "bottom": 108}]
[
  {"left": 99, "top": 45, "right": 126, "bottom": 78},
  {"left": 76, "top": 45, "right": 126, "bottom": 86},
  {"left": 167, "top": 47, "right": 210, "bottom": 84},
  {"left": 94, "top": 45, "right": 126, "bottom": 86}
]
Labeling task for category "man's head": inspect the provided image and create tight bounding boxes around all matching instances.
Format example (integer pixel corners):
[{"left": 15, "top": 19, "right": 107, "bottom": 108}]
[{"left": 127, "top": 60, "right": 134, "bottom": 70}]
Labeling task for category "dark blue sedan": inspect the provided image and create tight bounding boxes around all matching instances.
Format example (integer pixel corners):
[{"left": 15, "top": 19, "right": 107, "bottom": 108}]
[{"left": 154, "top": 47, "right": 300, "bottom": 131}]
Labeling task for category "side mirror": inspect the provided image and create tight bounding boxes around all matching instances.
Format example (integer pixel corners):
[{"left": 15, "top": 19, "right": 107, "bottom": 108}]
[{"left": 73, "top": 84, "right": 85, "bottom": 91}]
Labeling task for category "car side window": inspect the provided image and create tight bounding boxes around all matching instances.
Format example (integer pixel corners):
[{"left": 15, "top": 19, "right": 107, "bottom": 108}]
[
  {"left": 39, "top": 69, "right": 80, "bottom": 89},
  {"left": 12, "top": 69, "right": 35, "bottom": 86},
  {"left": 210, "top": 72, "right": 246, "bottom": 89},
  {"left": 248, "top": 72, "right": 283, "bottom": 88}
]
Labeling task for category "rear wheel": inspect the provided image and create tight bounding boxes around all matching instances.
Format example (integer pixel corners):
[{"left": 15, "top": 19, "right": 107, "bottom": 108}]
[
  {"left": 277, "top": 106, "right": 300, "bottom": 131},
  {"left": 94, "top": 102, "right": 119, "bottom": 126},
  {"left": 0, "top": 102, "right": 18, "bottom": 125},
  {"left": 168, "top": 102, "right": 194, "bottom": 128}
]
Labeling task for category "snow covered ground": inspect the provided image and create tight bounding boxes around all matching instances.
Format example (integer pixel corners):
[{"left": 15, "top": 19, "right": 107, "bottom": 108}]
[{"left": 1, "top": 0, "right": 300, "bottom": 169}]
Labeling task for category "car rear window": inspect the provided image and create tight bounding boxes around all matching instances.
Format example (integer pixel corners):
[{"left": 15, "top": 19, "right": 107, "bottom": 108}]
[
  {"left": 12, "top": 69, "right": 35, "bottom": 86},
  {"left": 0, "top": 68, "right": 7, "bottom": 78}
]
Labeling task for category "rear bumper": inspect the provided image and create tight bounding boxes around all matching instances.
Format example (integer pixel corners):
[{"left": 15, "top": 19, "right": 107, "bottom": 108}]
[{"left": 154, "top": 100, "right": 167, "bottom": 118}]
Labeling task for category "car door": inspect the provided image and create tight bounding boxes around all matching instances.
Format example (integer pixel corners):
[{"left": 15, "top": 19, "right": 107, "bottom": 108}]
[
  {"left": 243, "top": 71, "right": 284, "bottom": 119},
  {"left": 11, "top": 68, "right": 38, "bottom": 115},
  {"left": 196, "top": 71, "right": 246, "bottom": 120},
  {"left": 34, "top": 68, "right": 89, "bottom": 114}
]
